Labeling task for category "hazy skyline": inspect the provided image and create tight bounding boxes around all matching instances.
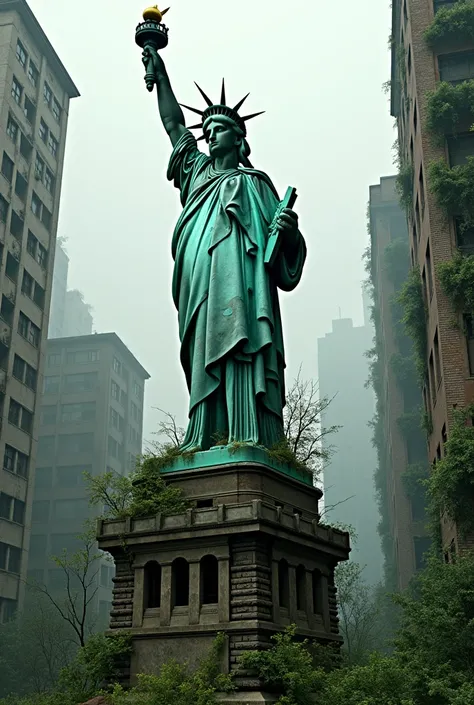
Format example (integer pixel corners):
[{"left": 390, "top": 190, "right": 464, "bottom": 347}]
[{"left": 28, "top": 0, "right": 395, "bottom": 442}]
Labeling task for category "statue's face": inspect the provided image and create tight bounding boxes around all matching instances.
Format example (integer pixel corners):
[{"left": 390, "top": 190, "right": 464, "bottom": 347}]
[{"left": 205, "top": 119, "right": 240, "bottom": 158}]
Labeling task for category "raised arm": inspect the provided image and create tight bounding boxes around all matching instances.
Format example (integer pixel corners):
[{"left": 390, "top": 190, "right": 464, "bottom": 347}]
[{"left": 142, "top": 46, "right": 188, "bottom": 147}]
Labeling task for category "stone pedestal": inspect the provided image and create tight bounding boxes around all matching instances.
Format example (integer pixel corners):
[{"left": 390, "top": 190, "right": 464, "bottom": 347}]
[{"left": 97, "top": 447, "right": 350, "bottom": 693}]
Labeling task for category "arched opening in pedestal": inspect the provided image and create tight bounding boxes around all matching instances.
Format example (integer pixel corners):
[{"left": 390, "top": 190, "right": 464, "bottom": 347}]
[
  {"left": 144, "top": 560, "right": 161, "bottom": 609},
  {"left": 200, "top": 555, "right": 219, "bottom": 605},
  {"left": 278, "top": 559, "right": 289, "bottom": 609},
  {"left": 172, "top": 558, "right": 190, "bottom": 607},
  {"left": 312, "top": 569, "right": 323, "bottom": 615},
  {"left": 296, "top": 564, "right": 306, "bottom": 612}
]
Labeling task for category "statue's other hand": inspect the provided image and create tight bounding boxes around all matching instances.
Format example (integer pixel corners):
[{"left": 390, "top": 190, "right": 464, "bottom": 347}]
[{"left": 276, "top": 208, "right": 299, "bottom": 247}]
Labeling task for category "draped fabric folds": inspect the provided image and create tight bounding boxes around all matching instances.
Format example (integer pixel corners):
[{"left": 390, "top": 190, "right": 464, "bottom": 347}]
[{"left": 167, "top": 130, "right": 306, "bottom": 451}]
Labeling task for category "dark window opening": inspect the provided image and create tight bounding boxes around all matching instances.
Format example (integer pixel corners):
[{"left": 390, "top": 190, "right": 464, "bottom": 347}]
[
  {"left": 5, "top": 253, "right": 19, "bottom": 282},
  {"left": 414, "top": 536, "right": 432, "bottom": 571},
  {"left": 19, "top": 133, "right": 32, "bottom": 161},
  {"left": 439, "top": 50, "right": 474, "bottom": 84},
  {"left": 296, "top": 564, "right": 306, "bottom": 611},
  {"left": 1, "top": 152, "right": 14, "bottom": 182},
  {"left": 312, "top": 570, "right": 324, "bottom": 614},
  {"left": 196, "top": 499, "right": 213, "bottom": 508},
  {"left": 172, "top": 558, "right": 189, "bottom": 608},
  {"left": 0, "top": 296, "right": 14, "bottom": 326},
  {"left": 448, "top": 134, "right": 474, "bottom": 167},
  {"left": 24, "top": 96, "right": 35, "bottom": 123},
  {"left": 200, "top": 555, "right": 219, "bottom": 605},
  {"left": 278, "top": 559, "right": 289, "bottom": 609},
  {"left": 144, "top": 561, "right": 161, "bottom": 609},
  {"left": 15, "top": 172, "right": 27, "bottom": 202},
  {"left": 10, "top": 210, "right": 24, "bottom": 240}
]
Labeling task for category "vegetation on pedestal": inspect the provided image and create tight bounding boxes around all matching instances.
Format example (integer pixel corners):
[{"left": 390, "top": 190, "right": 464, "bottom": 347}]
[
  {"left": 429, "top": 156, "right": 474, "bottom": 231},
  {"left": 427, "top": 404, "right": 474, "bottom": 536},
  {"left": 437, "top": 249, "right": 474, "bottom": 311},
  {"left": 424, "top": 0, "right": 474, "bottom": 50},
  {"left": 426, "top": 80, "right": 474, "bottom": 140},
  {"left": 397, "top": 268, "right": 428, "bottom": 383}
]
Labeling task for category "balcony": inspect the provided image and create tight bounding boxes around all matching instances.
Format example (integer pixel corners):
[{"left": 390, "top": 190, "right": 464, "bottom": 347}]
[{"left": 0, "top": 322, "right": 12, "bottom": 348}]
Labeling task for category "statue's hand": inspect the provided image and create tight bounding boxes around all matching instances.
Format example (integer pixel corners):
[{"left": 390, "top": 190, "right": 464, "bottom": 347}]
[
  {"left": 276, "top": 208, "right": 299, "bottom": 248},
  {"left": 142, "top": 45, "right": 165, "bottom": 80}
]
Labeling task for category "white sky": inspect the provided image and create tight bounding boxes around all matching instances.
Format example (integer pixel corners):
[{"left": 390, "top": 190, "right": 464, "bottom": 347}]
[{"left": 28, "top": 0, "right": 395, "bottom": 443}]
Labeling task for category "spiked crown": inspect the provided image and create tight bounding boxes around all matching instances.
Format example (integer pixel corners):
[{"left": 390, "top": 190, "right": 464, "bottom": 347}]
[{"left": 181, "top": 79, "right": 264, "bottom": 141}]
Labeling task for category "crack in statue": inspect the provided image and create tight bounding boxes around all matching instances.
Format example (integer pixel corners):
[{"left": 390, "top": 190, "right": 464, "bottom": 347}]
[{"left": 142, "top": 46, "right": 307, "bottom": 452}]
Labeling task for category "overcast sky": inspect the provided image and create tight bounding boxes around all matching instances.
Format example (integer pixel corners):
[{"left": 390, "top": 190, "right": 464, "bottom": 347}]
[{"left": 28, "top": 0, "right": 394, "bottom": 442}]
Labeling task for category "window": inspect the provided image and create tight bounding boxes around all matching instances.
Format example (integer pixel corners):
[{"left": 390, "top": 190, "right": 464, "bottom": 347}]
[
  {"left": 33, "top": 281, "right": 45, "bottom": 309},
  {"left": 133, "top": 381, "right": 141, "bottom": 398},
  {"left": 13, "top": 354, "right": 37, "bottom": 390},
  {"left": 56, "top": 465, "right": 91, "bottom": 488},
  {"left": 52, "top": 98, "right": 61, "bottom": 123},
  {"left": 43, "top": 375, "right": 60, "bottom": 394},
  {"left": 0, "top": 598, "right": 17, "bottom": 623},
  {"left": 16, "top": 41, "right": 27, "bottom": 68},
  {"left": 40, "top": 405, "right": 57, "bottom": 425},
  {"left": 48, "top": 353, "right": 61, "bottom": 366},
  {"left": 1, "top": 152, "right": 14, "bottom": 182},
  {"left": 6, "top": 116, "right": 18, "bottom": 142},
  {"left": 278, "top": 559, "right": 289, "bottom": 609},
  {"left": 439, "top": 50, "right": 474, "bottom": 84},
  {"left": 44, "top": 168, "right": 54, "bottom": 194},
  {"left": 22, "top": 270, "right": 34, "bottom": 298},
  {"left": 34, "top": 467, "right": 52, "bottom": 489},
  {"left": 11, "top": 76, "right": 22, "bottom": 104},
  {"left": 13, "top": 498, "right": 25, "bottom": 524},
  {"left": 47, "top": 133, "right": 58, "bottom": 158},
  {"left": 131, "top": 402, "right": 138, "bottom": 421},
  {"left": 37, "top": 242, "right": 47, "bottom": 268},
  {"left": 0, "top": 543, "right": 21, "bottom": 574},
  {"left": 108, "top": 435, "right": 119, "bottom": 458},
  {"left": 32, "top": 500, "right": 49, "bottom": 522},
  {"left": 51, "top": 534, "right": 81, "bottom": 555},
  {"left": 110, "top": 408, "right": 120, "bottom": 429},
  {"left": 24, "top": 96, "right": 35, "bottom": 123},
  {"left": 172, "top": 558, "right": 189, "bottom": 607},
  {"left": 58, "top": 433, "right": 94, "bottom": 454},
  {"left": 3, "top": 445, "right": 28, "bottom": 478},
  {"left": 15, "top": 172, "right": 27, "bottom": 201},
  {"left": 39, "top": 119, "right": 48, "bottom": 143},
  {"left": 43, "top": 82, "right": 52, "bottom": 106},
  {"left": 144, "top": 561, "right": 161, "bottom": 609},
  {"left": 8, "top": 399, "right": 20, "bottom": 427},
  {"left": 0, "top": 494, "right": 24, "bottom": 525},
  {"left": 200, "top": 555, "right": 218, "bottom": 605},
  {"left": 465, "top": 315, "right": 474, "bottom": 376},
  {"left": 0, "top": 195, "right": 8, "bottom": 223},
  {"left": 61, "top": 402, "right": 96, "bottom": 423},
  {"left": 28, "top": 61, "right": 39, "bottom": 87},
  {"left": 18, "top": 312, "right": 40, "bottom": 348},
  {"left": 426, "top": 242, "right": 433, "bottom": 300},
  {"left": 53, "top": 498, "right": 88, "bottom": 520},
  {"left": 64, "top": 372, "right": 98, "bottom": 393},
  {"left": 29, "top": 534, "right": 47, "bottom": 556},
  {"left": 296, "top": 564, "right": 306, "bottom": 611},
  {"left": 35, "top": 153, "right": 45, "bottom": 180},
  {"left": 10, "top": 210, "right": 24, "bottom": 240},
  {"left": 434, "top": 329, "right": 442, "bottom": 387},
  {"left": 37, "top": 435, "right": 54, "bottom": 461},
  {"left": 111, "top": 380, "right": 120, "bottom": 400},
  {"left": 66, "top": 349, "right": 100, "bottom": 364},
  {"left": 19, "top": 132, "right": 32, "bottom": 161},
  {"left": 31, "top": 191, "right": 42, "bottom": 216},
  {"left": 113, "top": 356, "right": 121, "bottom": 374}
]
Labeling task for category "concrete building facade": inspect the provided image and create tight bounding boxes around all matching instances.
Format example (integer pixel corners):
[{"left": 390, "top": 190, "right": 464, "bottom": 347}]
[
  {"left": 318, "top": 311, "right": 383, "bottom": 585},
  {"left": 0, "top": 0, "right": 78, "bottom": 622},
  {"left": 47, "top": 238, "right": 68, "bottom": 339},
  {"left": 369, "top": 175, "right": 430, "bottom": 590},
  {"left": 391, "top": 0, "right": 474, "bottom": 552},
  {"left": 28, "top": 333, "right": 149, "bottom": 623}
]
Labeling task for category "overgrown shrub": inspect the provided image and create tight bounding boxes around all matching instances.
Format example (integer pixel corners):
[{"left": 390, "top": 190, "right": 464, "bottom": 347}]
[
  {"left": 397, "top": 269, "right": 428, "bottom": 382},
  {"left": 426, "top": 80, "right": 474, "bottom": 139},
  {"left": 425, "top": 0, "right": 474, "bottom": 49},
  {"left": 429, "top": 157, "right": 474, "bottom": 231},
  {"left": 396, "top": 160, "right": 414, "bottom": 211},
  {"left": 437, "top": 250, "right": 474, "bottom": 312}
]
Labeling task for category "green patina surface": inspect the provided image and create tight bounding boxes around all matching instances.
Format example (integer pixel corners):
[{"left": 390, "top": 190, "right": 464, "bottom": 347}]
[{"left": 160, "top": 445, "right": 314, "bottom": 487}]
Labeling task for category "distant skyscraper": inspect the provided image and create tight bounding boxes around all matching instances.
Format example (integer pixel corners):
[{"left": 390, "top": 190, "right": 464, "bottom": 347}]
[
  {"left": 318, "top": 306, "right": 383, "bottom": 585},
  {"left": 28, "top": 333, "right": 150, "bottom": 623},
  {"left": 0, "top": 0, "right": 79, "bottom": 622},
  {"left": 62, "top": 290, "right": 93, "bottom": 338}
]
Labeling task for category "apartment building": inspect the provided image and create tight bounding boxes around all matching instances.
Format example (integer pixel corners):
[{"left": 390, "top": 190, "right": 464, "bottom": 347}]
[
  {"left": 369, "top": 176, "right": 430, "bottom": 590},
  {"left": 0, "top": 0, "right": 78, "bottom": 622},
  {"left": 318, "top": 306, "right": 383, "bottom": 585},
  {"left": 391, "top": 0, "right": 474, "bottom": 552},
  {"left": 28, "top": 333, "right": 149, "bottom": 623}
]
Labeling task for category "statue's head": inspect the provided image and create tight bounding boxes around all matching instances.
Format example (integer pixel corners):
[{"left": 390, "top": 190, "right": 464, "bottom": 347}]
[
  {"left": 203, "top": 115, "right": 252, "bottom": 166},
  {"left": 182, "top": 80, "right": 263, "bottom": 168}
]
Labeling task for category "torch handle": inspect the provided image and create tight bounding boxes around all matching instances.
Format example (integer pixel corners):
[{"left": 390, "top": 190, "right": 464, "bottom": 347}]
[{"left": 143, "top": 40, "right": 158, "bottom": 92}]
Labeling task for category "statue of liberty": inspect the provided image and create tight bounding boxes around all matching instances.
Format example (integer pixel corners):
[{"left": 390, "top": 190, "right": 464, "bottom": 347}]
[{"left": 142, "top": 45, "right": 307, "bottom": 452}]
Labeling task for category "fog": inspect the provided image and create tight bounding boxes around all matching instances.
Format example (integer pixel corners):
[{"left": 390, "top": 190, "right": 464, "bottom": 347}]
[{"left": 28, "top": 0, "right": 394, "bottom": 441}]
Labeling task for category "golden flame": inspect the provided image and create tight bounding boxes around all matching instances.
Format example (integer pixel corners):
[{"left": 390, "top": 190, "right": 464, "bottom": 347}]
[{"left": 143, "top": 5, "right": 170, "bottom": 22}]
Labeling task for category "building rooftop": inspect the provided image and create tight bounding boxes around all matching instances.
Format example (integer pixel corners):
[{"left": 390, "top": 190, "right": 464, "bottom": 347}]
[
  {"left": 0, "top": 0, "right": 80, "bottom": 98},
  {"left": 47, "top": 332, "right": 151, "bottom": 380}
]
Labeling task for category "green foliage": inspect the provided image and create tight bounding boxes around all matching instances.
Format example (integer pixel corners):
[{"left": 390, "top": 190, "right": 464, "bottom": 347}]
[
  {"left": 239, "top": 625, "right": 329, "bottom": 705},
  {"left": 426, "top": 80, "right": 474, "bottom": 140},
  {"left": 87, "top": 453, "right": 190, "bottom": 520},
  {"left": 264, "top": 438, "right": 312, "bottom": 479},
  {"left": 429, "top": 156, "right": 474, "bottom": 231},
  {"left": 390, "top": 352, "right": 417, "bottom": 383},
  {"left": 396, "top": 160, "right": 414, "bottom": 211},
  {"left": 384, "top": 237, "right": 410, "bottom": 287},
  {"left": 427, "top": 404, "right": 474, "bottom": 535},
  {"left": 401, "top": 463, "right": 429, "bottom": 500},
  {"left": 397, "top": 409, "right": 422, "bottom": 437},
  {"left": 438, "top": 250, "right": 474, "bottom": 312},
  {"left": 110, "top": 633, "right": 233, "bottom": 705},
  {"left": 425, "top": 0, "right": 474, "bottom": 49},
  {"left": 397, "top": 268, "right": 428, "bottom": 382},
  {"left": 0, "top": 632, "right": 131, "bottom": 705}
]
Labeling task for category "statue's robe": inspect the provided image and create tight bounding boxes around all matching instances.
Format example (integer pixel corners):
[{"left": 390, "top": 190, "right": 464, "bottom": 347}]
[{"left": 168, "top": 131, "right": 306, "bottom": 450}]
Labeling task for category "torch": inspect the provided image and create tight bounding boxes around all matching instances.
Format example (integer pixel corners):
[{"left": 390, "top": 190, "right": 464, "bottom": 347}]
[{"left": 135, "top": 6, "right": 170, "bottom": 92}]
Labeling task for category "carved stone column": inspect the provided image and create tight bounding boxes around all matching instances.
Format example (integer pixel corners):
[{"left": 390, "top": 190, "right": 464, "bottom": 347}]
[
  {"left": 160, "top": 562, "right": 172, "bottom": 627},
  {"left": 189, "top": 560, "right": 200, "bottom": 625},
  {"left": 132, "top": 566, "right": 145, "bottom": 627},
  {"left": 218, "top": 556, "right": 230, "bottom": 623}
]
